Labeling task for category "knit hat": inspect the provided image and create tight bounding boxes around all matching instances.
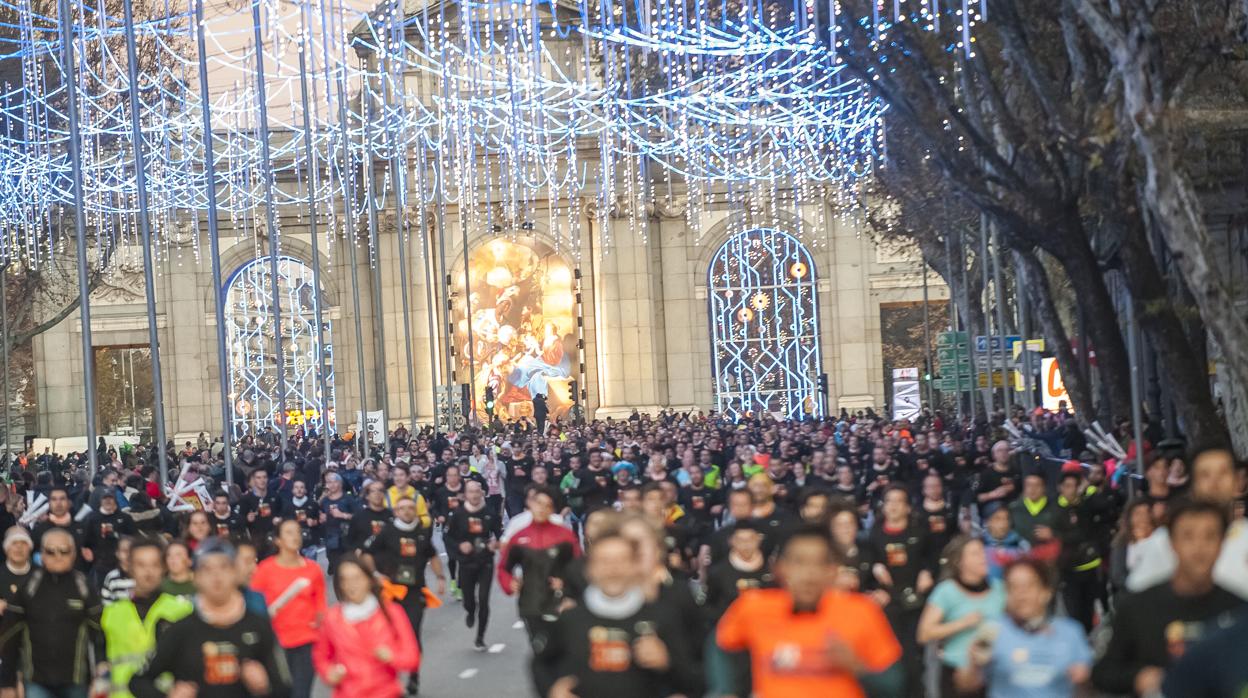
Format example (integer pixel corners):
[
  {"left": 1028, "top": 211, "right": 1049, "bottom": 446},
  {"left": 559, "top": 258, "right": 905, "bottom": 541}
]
[{"left": 3, "top": 526, "right": 32, "bottom": 551}]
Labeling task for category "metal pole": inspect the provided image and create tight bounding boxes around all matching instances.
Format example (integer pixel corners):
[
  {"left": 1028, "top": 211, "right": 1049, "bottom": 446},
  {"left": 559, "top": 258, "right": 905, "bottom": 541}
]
[
  {"left": 990, "top": 222, "right": 1012, "bottom": 414},
  {"left": 57, "top": 0, "right": 99, "bottom": 477},
  {"left": 979, "top": 216, "right": 995, "bottom": 416},
  {"left": 1126, "top": 286, "right": 1146, "bottom": 485},
  {"left": 417, "top": 153, "right": 439, "bottom": 433},
  {"left": 1014, "top": 252, "right": 1035, "bottom": 410},
  {"left": 958, "top": 230, "right": 977, "bottom": 423},
  {"left": 249, "top": 0, "right": 289, "bottom": 454},
  {"left": 459, "top": 214, "right": 477, "bottom": 423},
  {"left": 360, "top": 54, "right": 390, "bottom": 427},
  {"left": 921, "top": 257, "right": 934, "bottom": 411},
  {"left": 944, "top": 233, "right": 962, "bottom": 421},
  {"left": 194, "top": 0, "right": 234, "bottom": 486},
  {"left": 127, "top": 351, "right": 138, "bottom": 439},
  {"left": 382, "top": 8, "right": 418, "bottom": 428},
  {"left": 0, "top": 266, "right": 9, "bottom": 466},
  {"left": 335, "top": 59, "right": 369, "bottom": 456},
  {"left": 296, "top": 36, "right": 332, "bottom": 467},
  {"left": 121, "top": 0, "right": 170, "bottom": 488}
]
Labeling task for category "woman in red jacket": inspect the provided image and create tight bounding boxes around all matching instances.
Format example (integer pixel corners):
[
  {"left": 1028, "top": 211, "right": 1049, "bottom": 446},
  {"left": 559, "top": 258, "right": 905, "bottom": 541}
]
[{"left": 313, "top": 554, "right": 421, "bottom": 698}]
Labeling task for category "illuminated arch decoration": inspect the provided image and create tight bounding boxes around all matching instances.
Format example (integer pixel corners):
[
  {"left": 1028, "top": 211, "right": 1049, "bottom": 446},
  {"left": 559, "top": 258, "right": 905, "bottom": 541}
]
[
  {"left": 224, "top": 256, "right": 335, "bottom": 439},
  {"left": 708, "top": 228, "right": 822, "bottom": 420}
]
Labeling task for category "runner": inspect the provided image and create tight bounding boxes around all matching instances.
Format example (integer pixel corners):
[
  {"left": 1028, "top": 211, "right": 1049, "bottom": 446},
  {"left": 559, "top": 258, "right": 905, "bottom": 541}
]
[
  {"left": 250, "top": 519, "right": 327, "bottom": 698},
  {"left": 498, "top": 485, "right": 580, "bottom": 639},
  {"left": 128, "top": 538, "right": 290, "bottom": 698},
  {"left": 364, "top": 495, "right": 445, "bottom": 697},
  {"left": 444, "top": 480, "right": 503, "bottom": 650},
  {"left": 312, "top": 554, "right": 420, "bottom": 698},
  {"left": 716, "top": 525, "right": 904, "bottom": 697}
]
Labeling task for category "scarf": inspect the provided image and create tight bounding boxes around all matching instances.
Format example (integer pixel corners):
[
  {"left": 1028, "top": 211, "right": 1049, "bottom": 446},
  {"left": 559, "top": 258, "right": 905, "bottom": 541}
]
[
  {"left": 292, "top": 496, "right": 307, "bottom": 507},
  {"left": 584, "top": 586, "right": 645, "bottom": 620},
  {"left": 341, "top": 594, "right": 381, "bottom": 623},
  {"left": 394, "top": 517, "right": 419, "bottom": 532}
]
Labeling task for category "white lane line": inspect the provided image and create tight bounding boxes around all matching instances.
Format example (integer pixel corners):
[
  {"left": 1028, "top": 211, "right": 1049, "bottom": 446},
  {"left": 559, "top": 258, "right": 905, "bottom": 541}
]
[
  {"left": 512, "top": 620, "right": 524, "bottom": 629},
  {"left": 459, "top": 668, "right": 479, "bottom": 679},
  {"left": 489, "top": 643, "right": 506, "bottom": 654}
]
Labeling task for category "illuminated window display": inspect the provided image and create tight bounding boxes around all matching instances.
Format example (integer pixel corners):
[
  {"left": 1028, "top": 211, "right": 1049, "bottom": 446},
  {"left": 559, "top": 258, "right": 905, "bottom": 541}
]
[
  {"left": 456, "top": 239, "right": 578, "bottom": 423},
  {"left": 708, "top": 228, "right": 822, "bottom": 419},
  {"left": 224, "top": 256, "right": 335, "bottom": 439}
]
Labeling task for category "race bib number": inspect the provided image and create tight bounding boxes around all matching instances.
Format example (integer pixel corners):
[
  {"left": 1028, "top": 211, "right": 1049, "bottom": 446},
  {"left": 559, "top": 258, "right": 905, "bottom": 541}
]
[
  {"left": 588, "top": 627, "right": 632, "bottom": 672},
  {"left": 885, "top": 542, "right": 909, "bottom": 567},
  {"left": 202, "top": 642, "right": 240, "bottom": 685}
]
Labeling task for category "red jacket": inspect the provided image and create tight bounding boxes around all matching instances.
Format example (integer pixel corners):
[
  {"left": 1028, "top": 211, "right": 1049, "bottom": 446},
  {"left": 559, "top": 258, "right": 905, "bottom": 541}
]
[
  {"left": 497, "top": 520, "right": 581, "bottom": 594},
  {"left": 312, "top": 601, "right": 420, "bottom": 698}
]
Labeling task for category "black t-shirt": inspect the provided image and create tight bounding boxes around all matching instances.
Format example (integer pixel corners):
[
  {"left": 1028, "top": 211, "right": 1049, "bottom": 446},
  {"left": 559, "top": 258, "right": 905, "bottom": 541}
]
[
  {"left": 444, "top": 504, "right": 503, "bottom": 564},
  {"left": 1093, "top": 582, "right": 1242, "bottom": 695},
  {"left": 918, "top": 500, "right": 958, "bottom": 557},
  {"left": 534, "top": 599, "right": 702, "bottom": 698},
  {"left": 431, "top": 484, "right": 465, "bottom": 522},
  {"left": 210, "top": 511, "right": 246, "bottom": 540},
  {"left": 83, "top": 510, "right": 135, "bottom": 572},
  {"left": 703, "top": 559, "right": 773, "bottom": 623},
  {"left": 866, "top": 520, "right": 936, "bottom": 611},
  {"left": 347, "top": 507, "right": 394, "bottom": 550},
  {"left": 366, "top": 522, "right": 436, "bottom": 589},
  {"left": 0, "top": 564, "right": 29, "bottom": 605},
  {"left": 236, "top": 492, "right": 278, "bottom": 540},
  {"left": 129, "top": 610, "right": 287, "bottom": 698}
]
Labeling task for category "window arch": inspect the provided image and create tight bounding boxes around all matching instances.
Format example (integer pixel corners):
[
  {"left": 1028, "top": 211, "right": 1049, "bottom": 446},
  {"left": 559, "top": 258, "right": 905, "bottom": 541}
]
[
  {"left": 707, "top": 228, "right": 822, "bottom": 419},
  {"left": 224, "top": 256, "right": 335, "bottom": 439}
]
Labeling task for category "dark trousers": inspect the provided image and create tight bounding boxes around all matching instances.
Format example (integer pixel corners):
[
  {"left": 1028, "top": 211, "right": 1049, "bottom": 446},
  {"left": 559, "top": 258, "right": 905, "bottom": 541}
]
[
  {"left": 460, "top": 558, "right": 494, "bottom": 641},
  {"left": 326, "top": 547, "right": 345, "bottom": 577},
  {"left": 286, "top": 643, "right": 315, "bottom": 698},
  {"left": 505, "top": 493, "right": 526, "bottom": 518},
  {"left": 398, "top": 587, "right": 427, "bottom": 691},
  {"left": 1061, "top": 566, "right": 1103, "bottom": 633},
  {"left": 486, "top": 494, "right": 504, "bottom": 518},
  {"left": 886, "top": 605, "right": 923, "bottom": 698}
]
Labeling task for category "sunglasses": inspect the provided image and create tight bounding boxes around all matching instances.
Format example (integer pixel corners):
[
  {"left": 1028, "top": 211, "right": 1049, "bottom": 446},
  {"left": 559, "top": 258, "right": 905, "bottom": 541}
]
[{"left": 42, "top": 547, "right": 72, "bottom": 557}]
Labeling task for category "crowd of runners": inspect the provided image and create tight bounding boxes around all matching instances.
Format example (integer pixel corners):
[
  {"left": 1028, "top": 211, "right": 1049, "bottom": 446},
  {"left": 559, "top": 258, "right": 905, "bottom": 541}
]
[{"left": 0, "top": 406, "right": 1241, "bottom": 697}]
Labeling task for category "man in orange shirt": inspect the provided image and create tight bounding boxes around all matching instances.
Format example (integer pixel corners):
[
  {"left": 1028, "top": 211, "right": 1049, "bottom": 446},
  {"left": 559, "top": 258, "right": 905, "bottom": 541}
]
[
  {"left": 716, "top": 525, "right": 904, "bottom": 698},
  {"left": 250, "top": 519, "right": 327, "bottom": 698}
]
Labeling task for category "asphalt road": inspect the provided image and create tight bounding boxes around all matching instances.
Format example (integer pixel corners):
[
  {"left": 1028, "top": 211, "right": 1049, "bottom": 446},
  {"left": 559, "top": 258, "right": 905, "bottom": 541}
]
[{"left": 312, "top": 535, "right": 532, "bottom": 698}]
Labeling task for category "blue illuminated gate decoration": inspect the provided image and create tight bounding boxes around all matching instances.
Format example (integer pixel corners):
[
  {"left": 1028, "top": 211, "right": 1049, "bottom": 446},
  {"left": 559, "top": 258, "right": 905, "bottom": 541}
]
[
  {"left": 708, "top": 229, "right": 822, "bottom": 420},
  {"left": 224, "top": 257, "right": 335, "bottom": 439}
]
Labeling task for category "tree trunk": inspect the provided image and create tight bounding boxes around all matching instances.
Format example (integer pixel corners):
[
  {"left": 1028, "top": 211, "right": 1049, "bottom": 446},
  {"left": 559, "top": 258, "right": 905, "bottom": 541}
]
[
  {"left": 1016, "top": 249, "right": 1095, "bottom": 423},
  {"left": 1116, "top": 214, "right": 1229, "bottom": 449},
  {"left": 1048, "top": 233, "right": 1134, "bottom": 422},
  {"left": 1073, "top": 0, "right": 1248, "bottom": 454}
]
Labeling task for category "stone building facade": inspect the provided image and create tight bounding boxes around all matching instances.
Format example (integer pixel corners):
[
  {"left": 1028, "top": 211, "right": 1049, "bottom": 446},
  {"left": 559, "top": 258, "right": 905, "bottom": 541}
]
[{"left": 31, "top": 193, "right": 946, "bottom": 440}]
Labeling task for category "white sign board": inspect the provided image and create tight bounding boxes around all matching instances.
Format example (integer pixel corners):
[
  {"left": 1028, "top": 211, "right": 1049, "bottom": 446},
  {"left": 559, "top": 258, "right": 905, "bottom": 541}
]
[
  {"left": 356, "top": 410, "right": 387, "bottom": 445},
  {"left": 891, "top": 368, "right": 922, "bottom": 421},
  {"left": 1041, "top": 358, "right": 1070, "bottom": 411}
]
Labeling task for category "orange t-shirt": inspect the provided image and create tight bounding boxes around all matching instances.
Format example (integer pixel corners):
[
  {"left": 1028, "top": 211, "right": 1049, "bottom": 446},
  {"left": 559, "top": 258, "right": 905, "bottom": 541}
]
[
  {"left": 717, "top": 588, "right": 901, "bottom": 698},
  {"left": 250, "top": 557, "right": 326, "bottom": 649}
]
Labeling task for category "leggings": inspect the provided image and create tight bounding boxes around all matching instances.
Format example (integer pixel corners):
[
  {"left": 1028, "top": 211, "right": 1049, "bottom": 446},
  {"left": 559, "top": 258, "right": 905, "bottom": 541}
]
[
  {"left": 459, "top": 558, "right": 494, "bottom": 641},
  {"left": 398, "top": 587, "right": 426, "bottom": 691}
]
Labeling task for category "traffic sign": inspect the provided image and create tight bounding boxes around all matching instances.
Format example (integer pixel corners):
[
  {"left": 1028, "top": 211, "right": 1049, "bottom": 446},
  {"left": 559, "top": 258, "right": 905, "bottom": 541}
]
[
  {"left": 937, "top": 331, "right": 968, "bottom": 348},
  {"left": 976, "top": 370, "right": 1011, "bottom": 388},
  {"left": 974, "top": 334, "right": 1022, "bottom": 354}
]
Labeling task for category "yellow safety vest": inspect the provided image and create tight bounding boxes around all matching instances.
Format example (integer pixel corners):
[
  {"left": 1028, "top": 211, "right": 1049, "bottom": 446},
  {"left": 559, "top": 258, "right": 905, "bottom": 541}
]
[{"left": 101, "top": 593, "right": 194, "bottom": 698}]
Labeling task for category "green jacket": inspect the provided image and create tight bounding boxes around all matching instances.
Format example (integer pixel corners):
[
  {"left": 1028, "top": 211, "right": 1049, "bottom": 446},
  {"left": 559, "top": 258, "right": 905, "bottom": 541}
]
[
  {"left": 1008, "top": 496, "right": 1059, "bottom": 545},
  {"left": 101, "top": 592, "right": 194, "bottom": 698}
]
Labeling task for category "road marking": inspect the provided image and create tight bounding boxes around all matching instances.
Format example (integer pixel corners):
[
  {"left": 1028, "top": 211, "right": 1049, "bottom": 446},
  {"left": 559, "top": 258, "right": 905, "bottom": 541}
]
[
  {"left": 489, "top": 643, "right": 506, "bottom": 653},
  {"left": 512, "top": 620, "right": 524, "bottom": 629},
  {"left": 459, "top": 668, "right": 478, "bottom": 679}
]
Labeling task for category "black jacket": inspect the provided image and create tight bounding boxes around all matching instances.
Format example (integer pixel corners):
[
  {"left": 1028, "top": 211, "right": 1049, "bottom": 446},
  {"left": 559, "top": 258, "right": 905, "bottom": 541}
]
[{"left": 0, "top": 568, "right": 104, "bottom": 687}]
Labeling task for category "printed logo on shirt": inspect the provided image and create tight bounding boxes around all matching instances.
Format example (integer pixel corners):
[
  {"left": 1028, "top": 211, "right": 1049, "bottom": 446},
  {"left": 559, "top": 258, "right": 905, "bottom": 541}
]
[
  {"left": 400, "top": 537, "right": 418, "bottom": 558},
  {"left": 885, "top": 542, "right": 909, "bottom": 567},
  {"left": 448, "top": 497, "right": 460, "bottom": 510},
  {"left": 468, "top": 517, "right": 483, "bottom": 535},
  {"left": 100, "top": 522, "right": 114, "bottom": 538},
  {"left": 928, "top": 516, "right": 946, "bottom": 534},
  {"left": 258, "top": 503, "right": 271, "bottom": 518},
  {"left": 371, "top": 520, "right": 385, "bottom": 535},
  {"left": 769, "top": 641, "right": 840, "bottom": 675},
  {"left": 296, "top": 510, "right": 307, "bottom": 523},
  {"left": 202, "top": 642, "right": 240, "bottom": 685},
  {"left": 692, "top": 496, "right": 705, "bottom": 510},
  {"left": 588, "top": 626, "right": 632, "bottom": 672},
  {"left": 217, "top": 524, "right": 230, "bottom": 537}
]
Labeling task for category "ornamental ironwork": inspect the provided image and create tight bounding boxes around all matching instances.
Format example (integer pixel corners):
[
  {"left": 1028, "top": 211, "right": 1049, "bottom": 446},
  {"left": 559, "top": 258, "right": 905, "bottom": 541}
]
[
  {"left": 708, "top": 228, "right": 822, "bottom": 420},
  {"left": 224, "top": 256, "right": 335, "bottom": 439}
]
